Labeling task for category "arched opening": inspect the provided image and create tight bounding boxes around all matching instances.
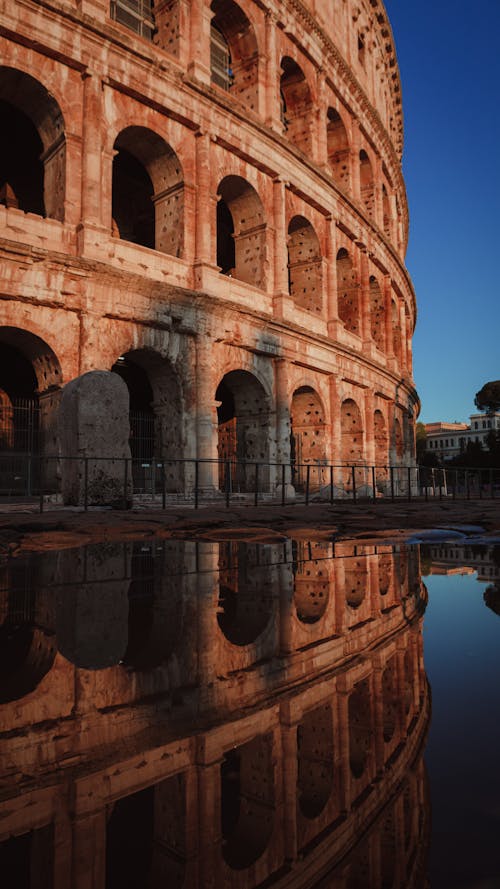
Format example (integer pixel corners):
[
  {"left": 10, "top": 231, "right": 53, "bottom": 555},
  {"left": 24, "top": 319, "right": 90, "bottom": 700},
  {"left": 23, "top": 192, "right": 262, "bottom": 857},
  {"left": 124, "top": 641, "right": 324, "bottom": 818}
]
[
  {"left": 216, "top": 370, "right": 270, "bottom": 492},
  {"left": 221, "top": 734, "right": 275, "bottom": 869},
  {"left": 0, "top": 327, "right": 62, "bottom": 494},
  {"left": 378, "top": 553, "right": 392, "bottom": 599},
  {"left": 348, "top": 678, "right": 372, "bottom": 779},
  {"left": 291, "top": 387, "right": 327, "bottom": 491},
  {"left": 280, "top": 57, "right": 313, "bottom": 154},
  {"left": 0, "top": 67, "right": 65, "bottom": 220},
  {"left": 0, "top": 825, "right": 54, "bottom": 889},
  {"left": 327, "top": 107, "right": 350, "bottom": 191},
  {"left": 382, "top": 657, "right": 398, "bottom": 744},
  {"left": 210, "top": 1, "right": 259, "bottom": 110},
  {"left": 380, "top": 809, "right": 397, "bottom": 889},
  {"left": 112, "top": 349, "right": 183, "bottom": 492},
  {"left": 359, "top": 149, "right": 374, "bottom": 219},
  {"left": 106, "top": 786, "right": 155, "bottom": 889},
  {"left": 110, "top": 0, "right": 155, "bottom": 39},
  {"left": 382, "top": 183, "right": 391, "bottom": 238},
  {"left": 341, "top": 398, "right": 364, "bottom": 491},
  {"left": 0, "top": 558, "right": 56, "bottom": 703},
  {"left": 345, "top": 557, "right": 367, "bottom": 610},
  {"left": 337, "top": 248, "right": 360, "bottom": 336},
  {"left": 150, "top": 774, "right": 188, "bottom": 887},
  {"left": 393, "top": 417, "right": 404, "bottom": 462},
  {"left": 217, "top": 542, "right": 273, "bottom": 645},
  {"left": 293, "top": 540, "right": 330, "bottom": 623},
  {"left": 287, "top": 216, "right": 323, "bottom": 314},
  {"left": 369, "top": 275, "right": 385, "bottom": 351},
  {"left": 112, "top": 127, "right": 184, "bottom": 255},
  {"left": 216, "top": 176, "right": 266, "bottom": 288},
  {"left": 297, "top": 705, "right": 334, "bottom": 819},
  {"left": 374, "top": 410, "right": 388, "bottom": 489}
]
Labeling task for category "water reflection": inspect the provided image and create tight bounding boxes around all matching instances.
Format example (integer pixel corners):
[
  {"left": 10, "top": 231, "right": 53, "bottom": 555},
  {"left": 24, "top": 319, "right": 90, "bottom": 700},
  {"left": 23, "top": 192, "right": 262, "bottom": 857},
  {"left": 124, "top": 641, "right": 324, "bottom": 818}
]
[{"left": 0, "top": 537, "right": 430, "bottom": 888}]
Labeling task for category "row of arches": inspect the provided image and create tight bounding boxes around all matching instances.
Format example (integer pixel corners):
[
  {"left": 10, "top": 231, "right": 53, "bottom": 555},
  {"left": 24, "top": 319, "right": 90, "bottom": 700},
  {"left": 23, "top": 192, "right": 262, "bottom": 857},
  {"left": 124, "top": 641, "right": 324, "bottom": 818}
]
[
  {"left": 0, "top": 63, "right": 403, "bottom": 286},
  {"left": 109, "top": 0, "right": 398, "bottom": 233}
]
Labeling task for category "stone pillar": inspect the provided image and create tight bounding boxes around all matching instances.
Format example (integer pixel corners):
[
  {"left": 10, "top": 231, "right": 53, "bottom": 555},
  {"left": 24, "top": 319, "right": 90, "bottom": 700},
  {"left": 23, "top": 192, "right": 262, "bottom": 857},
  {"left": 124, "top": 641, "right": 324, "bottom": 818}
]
[
  {"left": 359, "top": 250, "right": 371, "bottom": 346},
  {"left": 273, "top": 178, "right": 290, "bottom": 318},
  {"left": 329, "top": 375, "right": 342, "bottom": 470},
  {"left": 351, "top": 121, "right": 361, "bottom": 202},
  {"left": 59, "top": 371, "right": 132, "bottom": 506},
  {"left": 315, "top": 70, "right": 328, "bottom": 167},
  {"left": 187, "top": 0, "right": 211, "bottom": 85},
  {"left": 399, "top": 301, "right": 408, "bottom": 375},
  {"left": 274, "top": 358, "right": 294, "bottom": 495},
  {"left": 336, "top": 689, "right": 352, "bottom": 812},
  {"left": 73, "top": 810, "right": 107, "bottom": 889},
  {"left": 194, "top": 131, "right": 213, "bottom": 267},
  {"left": 326, "top": 217, "right": 340, "bottom": 337},
  {"left": 372, "top": 664, "right": 385, "bottom": 775},
  {"left": 264, "top": 12, "right": 281, "bottom": 131},
  {"left": 374, "top": 156, "right": 383, "bottom": 229},
  {"left": 384, "top": 276, "right": 394, "bottom": 363},
  {"left": 195, "top": 331, "right": 218, "bottom": 490},
  {"left": 77, "top": 72, "right": 108, "bottom": 255},
  {"left": 280, "top": 706, "right": 299, "bottom": 861},
  {"left": 38, "top": 387, "right": 62, "bottom": 491},
  {"left": 364, "top": 390, "right": 375, "bottom": 470}
]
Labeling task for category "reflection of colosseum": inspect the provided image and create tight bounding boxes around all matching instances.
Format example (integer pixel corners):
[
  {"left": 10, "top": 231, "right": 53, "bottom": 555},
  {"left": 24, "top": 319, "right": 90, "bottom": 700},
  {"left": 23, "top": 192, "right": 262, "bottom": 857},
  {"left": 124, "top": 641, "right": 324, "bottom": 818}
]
[
  {"left": 0, "top": 0, "right": 418, "bottom": 501},
  {"left": 0, "top": 540, "right": 429, "bottom": 887}
]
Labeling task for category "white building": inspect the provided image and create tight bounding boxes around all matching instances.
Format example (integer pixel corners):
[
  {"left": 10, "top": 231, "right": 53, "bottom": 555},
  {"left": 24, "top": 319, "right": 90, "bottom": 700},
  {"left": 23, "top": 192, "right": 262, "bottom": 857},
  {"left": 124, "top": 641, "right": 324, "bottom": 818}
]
[{"left": 424, "top": 413, "right": 500, "bottom": 462}]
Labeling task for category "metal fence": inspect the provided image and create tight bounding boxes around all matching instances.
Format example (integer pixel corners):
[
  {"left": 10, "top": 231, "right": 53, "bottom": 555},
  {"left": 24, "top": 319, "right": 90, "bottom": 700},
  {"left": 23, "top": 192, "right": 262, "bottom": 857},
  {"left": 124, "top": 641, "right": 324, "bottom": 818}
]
[{"left": 1, "top": 454, "right": 500, "bottom": 512}]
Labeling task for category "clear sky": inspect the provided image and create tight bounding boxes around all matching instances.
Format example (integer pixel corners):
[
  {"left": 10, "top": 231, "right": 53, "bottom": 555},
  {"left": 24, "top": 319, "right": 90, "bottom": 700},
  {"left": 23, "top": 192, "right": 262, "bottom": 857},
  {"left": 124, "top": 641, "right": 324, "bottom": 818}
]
[{"left": 384, "top": 1, "right": 500, "bottom": 424}]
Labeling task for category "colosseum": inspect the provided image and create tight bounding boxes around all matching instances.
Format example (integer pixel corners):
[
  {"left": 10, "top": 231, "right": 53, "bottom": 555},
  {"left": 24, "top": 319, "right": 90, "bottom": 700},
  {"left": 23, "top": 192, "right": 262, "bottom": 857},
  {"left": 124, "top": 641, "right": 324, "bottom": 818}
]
[{"left": 0, "top": 0, "right": 418, "bottom": 502}]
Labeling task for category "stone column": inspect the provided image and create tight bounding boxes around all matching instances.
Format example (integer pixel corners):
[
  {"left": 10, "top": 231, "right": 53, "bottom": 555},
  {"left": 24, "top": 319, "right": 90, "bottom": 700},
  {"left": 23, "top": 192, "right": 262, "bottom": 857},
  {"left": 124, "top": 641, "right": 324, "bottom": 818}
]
[
  {"left": 399, "top": 301, "right": 408, "bottom": 375},
  {"left": 279, "top": 705, "right": 299, "bottom": 861},
  {"left": 274, "top": 358, "right": 293, "bottom": 495},
  {"left": 77, "top": 72, "right": 107, "bottom": 254},
  {"left": 359, "top": 249, "right": 371, "bottom": 346},
  {"left": 187, "top": 0, "right": 212, "bottom": 85},
  {"left": 372, "top": 664, "right": 385, "bottom": 775},
  {"left": 384, "top": 276, "right": 394, "bottom": 364},
  {"left": 73, "top": 810, "right": 107, "bottom": 889},
  {"left": 351, "top": 121, "right": 361, "bottom": 203},
  {"left": 195, "top": 330, "right": 218, "bottom": 490},
  {"left": 336, "top": 688, "right": 352, "bottom": 813},
  {"left": 326, "top": 217, "right": 340, "bottom": 338},
  {"left": 374, "top": 156, "right": 383, "bottom": 229},
  {"left": 273, "top": 178, "right": 290, "bottom": 318},
  {"left": 329, "top": 375, "right": 342, "bottom": 471},
  {"left": 194, "top": 131, "right": 213, "bottom": 267},
  {"left": 315, "top": 70, "right": 328, "bottom": 167},
  {"left": 364, "top": 389, "right": 375, "bottom": 472},
  {"left": 264, "top": 12, "right": 281, "bottom": 131}
]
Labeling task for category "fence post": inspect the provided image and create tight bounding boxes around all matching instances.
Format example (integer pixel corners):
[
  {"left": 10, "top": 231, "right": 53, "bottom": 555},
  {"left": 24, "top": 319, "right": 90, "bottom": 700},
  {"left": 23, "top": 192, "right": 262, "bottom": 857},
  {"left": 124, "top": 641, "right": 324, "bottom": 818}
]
[
  {"left": 372, "top": 466, "right": 376, "bottom": 503},
  {"left": 330, "top": 465, "right": 334, "bottom": 504},
  {"left": 281, "top": 463, "right": 286, "bottom": 506},
  {"left": 194, "top": 460, "right": 199, "bottom": 509},
  {"left": 390, "top": 466, "right": 394, "bottom": 502},
  {"left": 254, "top": 463, "right": 259, "bottom": 506},
  {"left": 39, "top": 456, "right": 44, "bottom": 513},
  {"left": 305, "top": 464, "right": 310, "bottom": 505},
  {"left": 84, "top": 457, "right": 89, "bottom": 511},
  {"left": 352, "top": 466, "right": 357, "bottom": 503}
]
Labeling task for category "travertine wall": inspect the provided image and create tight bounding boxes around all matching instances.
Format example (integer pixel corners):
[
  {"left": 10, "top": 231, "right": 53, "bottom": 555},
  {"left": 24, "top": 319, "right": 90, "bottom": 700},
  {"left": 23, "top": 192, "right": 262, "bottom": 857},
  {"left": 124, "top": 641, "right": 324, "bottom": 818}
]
[{"left": 0, "top": 0, "right": 419, "bottom": 500}]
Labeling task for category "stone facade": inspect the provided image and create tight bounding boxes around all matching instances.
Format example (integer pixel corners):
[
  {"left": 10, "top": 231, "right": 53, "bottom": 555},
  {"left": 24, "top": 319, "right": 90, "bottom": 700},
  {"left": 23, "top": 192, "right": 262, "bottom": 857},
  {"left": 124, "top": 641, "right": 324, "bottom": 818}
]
[{"left": 0, "top": 0, "right": 418, "bottom": 500}]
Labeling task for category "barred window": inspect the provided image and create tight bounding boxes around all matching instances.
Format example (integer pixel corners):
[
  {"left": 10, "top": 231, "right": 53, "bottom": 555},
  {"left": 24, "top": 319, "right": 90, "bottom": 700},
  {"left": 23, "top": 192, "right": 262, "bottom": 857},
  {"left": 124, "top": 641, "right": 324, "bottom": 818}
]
[
  {"left": 210, "top": 24, "right": 233, "bottom": 91},
  {"left": 110, "top": 0, "right": 155, "bottom": 40}
]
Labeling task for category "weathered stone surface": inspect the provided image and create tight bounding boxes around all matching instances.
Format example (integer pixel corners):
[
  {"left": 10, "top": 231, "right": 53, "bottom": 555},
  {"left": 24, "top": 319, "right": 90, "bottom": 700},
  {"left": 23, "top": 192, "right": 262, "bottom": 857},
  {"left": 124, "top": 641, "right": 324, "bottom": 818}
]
[{"left": 59, "top": 371, "right": 131, "bottom": 505}]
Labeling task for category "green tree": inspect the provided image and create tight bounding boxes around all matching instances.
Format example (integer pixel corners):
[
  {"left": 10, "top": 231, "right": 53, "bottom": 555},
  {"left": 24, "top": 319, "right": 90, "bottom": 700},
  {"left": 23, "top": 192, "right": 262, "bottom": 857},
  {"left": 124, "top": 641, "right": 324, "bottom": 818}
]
[
  {"left": 415, "top": 422, "right": 427, "bottom": 459},
  {"left": 474, "top": 380, "right": 500, "bottom": 414}
]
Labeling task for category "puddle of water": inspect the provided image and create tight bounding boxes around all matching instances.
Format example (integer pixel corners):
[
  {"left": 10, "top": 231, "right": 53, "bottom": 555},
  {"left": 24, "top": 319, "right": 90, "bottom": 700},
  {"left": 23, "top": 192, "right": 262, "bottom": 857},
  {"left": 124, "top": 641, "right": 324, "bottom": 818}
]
[{"left": 0, "top": 536, "right": 498, "bottom": 887}]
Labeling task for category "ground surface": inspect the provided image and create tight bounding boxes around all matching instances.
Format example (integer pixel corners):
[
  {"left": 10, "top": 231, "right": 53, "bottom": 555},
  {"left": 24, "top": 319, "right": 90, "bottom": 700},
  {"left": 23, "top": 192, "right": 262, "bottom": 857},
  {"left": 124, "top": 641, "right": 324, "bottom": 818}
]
[{"left": 1, "top": 498, "right": 500, "bottom": 554}]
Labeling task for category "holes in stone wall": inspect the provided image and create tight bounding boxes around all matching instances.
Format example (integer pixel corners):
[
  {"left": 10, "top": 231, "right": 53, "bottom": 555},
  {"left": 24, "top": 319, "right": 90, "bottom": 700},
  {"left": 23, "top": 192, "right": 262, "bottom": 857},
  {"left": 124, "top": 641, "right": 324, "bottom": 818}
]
[
  {"left": 327, "top": 107, "right": 350, "bottom": 191},
  {"left": 337, "top": 248, "right": 360, "bottom": 335},
  {"left": 211, "top": 1, "right": 259, "bottom": 110},
  {"left": 297, "top": 704, "right": 334, "bottom": 819},
  {"left": 287, "top": 216, "right": 323, "bottom": 314},
  {"left": 348, "top": 678, "right": 372, "bottom": 778},
  {"left": 369, "top": 275, "right": 385, "bottom": 351},
  {"left": 280, "top": 56, "right": 313, "bottom": 154},
  {"left": 359, "top": 149, "right": 374, "bottom": 219},
  {"left": 216, "top": 176, "right": 266, "bottom": 288},
  {"left": 216, "top": 370, "right": 270, "bottom": 492}
]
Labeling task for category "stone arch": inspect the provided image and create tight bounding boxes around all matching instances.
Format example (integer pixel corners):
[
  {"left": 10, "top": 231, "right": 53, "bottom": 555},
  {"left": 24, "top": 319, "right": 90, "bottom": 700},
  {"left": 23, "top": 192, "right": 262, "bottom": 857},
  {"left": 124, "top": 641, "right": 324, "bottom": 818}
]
[
  {"left": 293, "top": 540, "right": 330, "bottom": 623},
  {"left": 112, "top": 126, "right": 184, "bottom": 256},
  {"left": 297, "top": 704, "right": 334, "bottom": 818},
  {"left": 369, "top": 275, "right": 385, "bottom": 351},
  {"left": 216, "top": 369, "right": 271, "bottom": 492},
  {"left": 345, "top": 557, "right": 367, "bottom": 609},
  {"left": 287, "top": 215, "right": 323, "bottom": 314},
  {"left": 210, "top": 0, "right": 259, "bottom": 110},
  {"left": 378, "top": 553, "right": 393, "bottom": 598},
  {"left": 327, "top": 107, "right": 350, "bottom": 191},
  {"left": 393, "top": 416, "right": 404, "bottom": 461},
  {"left": 341, "top": 398, "right": 364, "bottom": 465},
  {"left": 348, "top": 678, "right": 372, "bottom": 779},
  {"left": 280, "top": 56, "right": 313, "bottom": 154},
  {"left": 217, "top": 542, "right": 273, "bottom": 645},
  {"left": 337, "top": 248, "right": 360, "bottom": 336},
  {"left": 112, "top": 348, "right": 184, "bottom": 492},
  {"left": 221, "top": 733, "right": 275, "bottom": 869},
  {"left": 0, "top": 66, "right": 66, "bottom": 220},
  {"left": 359, "top": 149, "right": 374, "bottom": 219},
  {"left": 216, "top": 175, "right": 266, "bottom": 288},
  {"left": 291, "top": 386, "right": 327, "bottom": 491}
]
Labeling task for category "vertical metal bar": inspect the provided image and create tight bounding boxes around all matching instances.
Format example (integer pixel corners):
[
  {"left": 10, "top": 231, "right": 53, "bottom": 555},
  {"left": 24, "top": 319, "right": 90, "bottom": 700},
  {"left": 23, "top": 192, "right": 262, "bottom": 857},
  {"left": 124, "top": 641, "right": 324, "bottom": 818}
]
[
  {"left": 194, "top": 460, "right": 199, "bottom": 509},
  {"left": 330, "top": 465, "right": 334, "bottom": 504},
  {"left": 407, "top": 466, "right": 412, "bottom": 501},
  {"left": 281, "top": 463, "right": 286, "bottom": 506},
  {"left": 372, "top": 465, "right": 376, "bottom": 503},
  {"left": 352, "top": 465, "right": 357, "bottom": 503},
  {"left": 39, "top": 456, "right": 44, "bottom": 513},
  {"left": 390, "top": 466, "right": 394, "bottom": 502},
  {"left": 305, "top": 464, "right": 310, "bottom": 505},
  {"left": 84, "top": 457, "right": 89, "bottom": 511},
  {"left": 225, "top": 460, "right": 230, "bottom": 507},
  {"left": 254, "top": 463, "right": 259, "bottom": 506}
]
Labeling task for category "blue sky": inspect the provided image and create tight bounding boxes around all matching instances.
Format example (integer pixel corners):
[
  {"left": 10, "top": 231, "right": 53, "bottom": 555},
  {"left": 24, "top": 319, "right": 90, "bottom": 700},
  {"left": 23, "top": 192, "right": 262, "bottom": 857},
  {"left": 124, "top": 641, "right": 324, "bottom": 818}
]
[{"left": 384, "top": 1, "right": 500, "bottom": 423}]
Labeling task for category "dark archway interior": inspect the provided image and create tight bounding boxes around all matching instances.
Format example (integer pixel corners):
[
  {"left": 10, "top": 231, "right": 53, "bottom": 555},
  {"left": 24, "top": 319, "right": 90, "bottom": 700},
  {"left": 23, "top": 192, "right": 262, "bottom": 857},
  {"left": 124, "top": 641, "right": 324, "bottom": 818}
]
[
  {"left": 112, "top": 356, "right": 154, "bottom": 462},
  {"left": 216, "top": 378, "right": 235, "bottom": 424},
  {"left": 112, "top": 149, "right": 155, "bottom": 249},
  {"left": 0, "top": 100, "right": 44, "bottom": 214},
  {"left": 0, "top": 343, "right": 38, "bottom": 399},
  {"left": 216, "top": 197, "right": 235, "bottom": 274},
  {"left": 106, "top": 786, "right": 154, "bottom": 889}
]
